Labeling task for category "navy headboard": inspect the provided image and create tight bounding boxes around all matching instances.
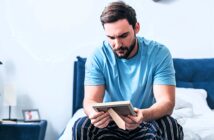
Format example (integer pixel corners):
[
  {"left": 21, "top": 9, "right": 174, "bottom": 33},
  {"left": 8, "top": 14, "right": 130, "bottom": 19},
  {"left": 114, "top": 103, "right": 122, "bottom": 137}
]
[
  {"left": 72, "top": 57, "right": 214, "bottom": 115},
  {"left": 72, "top": 56, "right": 86, "bottom": 115}
]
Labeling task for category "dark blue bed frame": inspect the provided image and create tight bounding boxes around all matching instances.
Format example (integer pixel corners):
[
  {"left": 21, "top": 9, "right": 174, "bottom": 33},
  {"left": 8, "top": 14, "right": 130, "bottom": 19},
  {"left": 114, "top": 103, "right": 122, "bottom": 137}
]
[{"left": 72, "top": 57, "right": 214, "bottom": 116}]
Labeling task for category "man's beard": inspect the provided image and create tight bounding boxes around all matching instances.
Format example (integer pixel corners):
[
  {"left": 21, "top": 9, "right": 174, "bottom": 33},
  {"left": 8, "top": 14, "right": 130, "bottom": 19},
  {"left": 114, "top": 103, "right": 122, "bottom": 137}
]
[{"left": 113, "top": 37, "right": 137, "bottom": 59}]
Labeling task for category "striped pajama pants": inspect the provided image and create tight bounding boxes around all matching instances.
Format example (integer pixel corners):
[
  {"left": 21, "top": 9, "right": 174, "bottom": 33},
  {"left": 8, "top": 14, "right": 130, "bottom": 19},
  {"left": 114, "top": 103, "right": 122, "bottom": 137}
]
[{"left": 73, "top": 115, "right": 183, "bottom": 140}]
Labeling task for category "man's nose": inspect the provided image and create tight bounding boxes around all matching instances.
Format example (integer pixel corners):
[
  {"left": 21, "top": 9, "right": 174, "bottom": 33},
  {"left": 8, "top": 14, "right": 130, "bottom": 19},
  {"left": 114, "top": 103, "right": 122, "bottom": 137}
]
[{"left": 114, "top": 38, "right": 122, "bottom": 49}]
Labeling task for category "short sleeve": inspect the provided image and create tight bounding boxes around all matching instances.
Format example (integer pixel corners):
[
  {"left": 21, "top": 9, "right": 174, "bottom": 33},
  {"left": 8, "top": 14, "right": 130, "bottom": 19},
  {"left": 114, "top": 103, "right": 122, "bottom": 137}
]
[
  {"left": 153, "top": 46, "right": 176, "bottom": 86},
  {"left": 84, "top": 54, "right": 105, "bottom": 86}
]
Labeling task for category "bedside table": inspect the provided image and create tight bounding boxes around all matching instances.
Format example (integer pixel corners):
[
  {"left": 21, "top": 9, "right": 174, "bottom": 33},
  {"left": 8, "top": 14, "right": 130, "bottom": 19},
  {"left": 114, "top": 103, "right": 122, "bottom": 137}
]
[{"left": 0, "top": 120, "right": 47, "bottom": 140}]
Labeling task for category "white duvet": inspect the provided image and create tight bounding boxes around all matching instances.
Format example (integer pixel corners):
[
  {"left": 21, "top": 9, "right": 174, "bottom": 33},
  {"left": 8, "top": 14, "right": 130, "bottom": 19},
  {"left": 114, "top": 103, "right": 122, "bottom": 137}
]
[
  {"left": 59, "top": 109, "right": 214, "bottom": 140},
  {"left": 172, "top": 99, "right": 214, "bottom": 139},
  {"left": 172, "top": 88, "right": 214, "bottom": 140},
  {"left": 182, "top": 112, "right": 214, "bottom": 140},
  {"left": 59, "top": 88, "right": 214, "bottom": 140}
]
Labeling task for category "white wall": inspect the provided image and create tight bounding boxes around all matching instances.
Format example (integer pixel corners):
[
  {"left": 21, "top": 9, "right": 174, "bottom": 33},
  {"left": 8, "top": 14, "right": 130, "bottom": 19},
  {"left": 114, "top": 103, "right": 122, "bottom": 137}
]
[{"left": 0, "top": 0, "right": 214, "bottom": 139}]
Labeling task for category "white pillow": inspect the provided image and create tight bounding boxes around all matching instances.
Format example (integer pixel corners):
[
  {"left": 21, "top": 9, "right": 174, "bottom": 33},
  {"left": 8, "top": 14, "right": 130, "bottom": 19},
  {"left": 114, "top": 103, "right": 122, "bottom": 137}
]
[
  {"left": 175, "top": 87, "right": 211, "bottom": 115},
  {"left": 174, "top": 96, "right": 193, "bottom": 110}
]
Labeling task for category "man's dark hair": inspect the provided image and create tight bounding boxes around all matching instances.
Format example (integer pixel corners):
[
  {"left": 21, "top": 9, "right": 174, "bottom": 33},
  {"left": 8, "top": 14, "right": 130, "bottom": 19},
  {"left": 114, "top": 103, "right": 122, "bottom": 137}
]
[{"left": 100, "top": 1, "right": 137, "bottom": 29}]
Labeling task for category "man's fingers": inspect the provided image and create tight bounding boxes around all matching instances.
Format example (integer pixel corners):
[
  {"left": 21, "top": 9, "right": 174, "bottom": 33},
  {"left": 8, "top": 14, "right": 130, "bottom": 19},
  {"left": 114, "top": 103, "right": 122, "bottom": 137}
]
[
  {"left": 89, "top": 111, "right": 104, "bottom": 120},
  {"left": 121, "top": 115, "right": 141, "bottom": 130},
  {"left": 122, "top": 116, "right": 136, "bottom": 124},
  {"left": 128, "top": 109, "right": 143, "bottom": 124},
  {"left": 128, "top": 115, "right": 142, "bottom": 124},
  {"left": 90, "top": 112, "right": 109, "bottom": 124},
  {"left": 94, "top": 116, "right": 111, "bottom": 128},
  {"left": 125, "top": 123, "right": 139, "bottom": 130}
]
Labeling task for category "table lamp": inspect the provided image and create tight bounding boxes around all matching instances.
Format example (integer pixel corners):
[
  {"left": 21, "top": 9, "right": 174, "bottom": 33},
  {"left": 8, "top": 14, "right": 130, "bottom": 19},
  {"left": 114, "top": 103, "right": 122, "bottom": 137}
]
[{"left": 3, "top": 83, "right": 17, "bottom": 121}]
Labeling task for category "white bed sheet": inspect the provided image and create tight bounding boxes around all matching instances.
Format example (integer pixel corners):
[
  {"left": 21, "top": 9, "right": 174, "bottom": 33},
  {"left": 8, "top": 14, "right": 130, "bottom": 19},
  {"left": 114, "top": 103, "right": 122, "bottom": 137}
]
[
  {"left": 59, "top": 109, "right": 86, "bottom": 140},
  {"left": 180, "top": 111, "right": 214, "bottom": 140},
  {"left": 59, "top": 109, "right": 214, "bottom": 140}
]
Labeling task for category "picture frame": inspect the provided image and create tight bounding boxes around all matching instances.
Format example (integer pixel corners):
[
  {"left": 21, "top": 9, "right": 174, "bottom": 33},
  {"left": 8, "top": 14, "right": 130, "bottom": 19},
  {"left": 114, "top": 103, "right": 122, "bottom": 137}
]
[
  {"left": 92, "top": 101, "right": 136, "bottom": 116},
  {"left": 22, "top": 109, "right": 40, "bottom": 122}
]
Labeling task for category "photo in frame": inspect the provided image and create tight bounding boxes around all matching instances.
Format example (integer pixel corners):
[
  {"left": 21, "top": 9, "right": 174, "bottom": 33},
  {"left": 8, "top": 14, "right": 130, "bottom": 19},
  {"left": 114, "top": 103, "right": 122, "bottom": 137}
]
[{"left": 22, "top": 109, "right": 40, "bottom": 122}]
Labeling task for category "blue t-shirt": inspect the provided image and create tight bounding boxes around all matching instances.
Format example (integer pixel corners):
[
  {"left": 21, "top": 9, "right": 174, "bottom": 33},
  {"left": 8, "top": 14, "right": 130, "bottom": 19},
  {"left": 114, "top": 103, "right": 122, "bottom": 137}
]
[{"left": 85, "top": 37, "right": 175, "bottom": 109}]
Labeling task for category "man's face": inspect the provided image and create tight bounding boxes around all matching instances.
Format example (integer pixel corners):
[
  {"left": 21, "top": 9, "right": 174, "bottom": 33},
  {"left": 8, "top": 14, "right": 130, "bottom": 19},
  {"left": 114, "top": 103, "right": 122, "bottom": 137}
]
[{"left": 104, "top": 19, "right": 138, "bottom": 59}]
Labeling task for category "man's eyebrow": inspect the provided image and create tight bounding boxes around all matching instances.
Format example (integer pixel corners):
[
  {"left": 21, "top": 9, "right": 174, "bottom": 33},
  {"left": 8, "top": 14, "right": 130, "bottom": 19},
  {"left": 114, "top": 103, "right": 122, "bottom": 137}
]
[
  {"left": 118, "top": 32, "right": 129, "bottom": 38},
  {"left": 107, "top": 32, "right": 129, "bottom": 39}
]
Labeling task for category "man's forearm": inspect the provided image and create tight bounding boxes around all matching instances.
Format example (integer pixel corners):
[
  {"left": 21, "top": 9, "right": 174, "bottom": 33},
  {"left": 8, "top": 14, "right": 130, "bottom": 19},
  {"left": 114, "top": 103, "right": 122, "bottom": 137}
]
[
  {"left": 83, "top": 99, "right": 100, "bottom": 116},
  {"left": 141, "top": 101, "right": 174, "bottom": 121},
  {"left": 83, "top": 85, "right": 105, "bottom": 116}
]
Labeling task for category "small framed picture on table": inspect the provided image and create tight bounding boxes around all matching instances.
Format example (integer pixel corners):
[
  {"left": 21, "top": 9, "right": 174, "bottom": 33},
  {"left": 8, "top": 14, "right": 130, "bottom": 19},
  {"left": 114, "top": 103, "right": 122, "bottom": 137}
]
[{"left": 22, "top": 109, "right": 40, "bottom": 122}]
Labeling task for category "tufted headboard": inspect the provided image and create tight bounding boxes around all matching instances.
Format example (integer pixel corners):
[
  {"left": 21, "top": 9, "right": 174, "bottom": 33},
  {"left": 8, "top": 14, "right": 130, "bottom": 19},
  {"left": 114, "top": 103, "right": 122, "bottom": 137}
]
[{"left": 72, "top": 57, "right": 214, "bottom": 115}]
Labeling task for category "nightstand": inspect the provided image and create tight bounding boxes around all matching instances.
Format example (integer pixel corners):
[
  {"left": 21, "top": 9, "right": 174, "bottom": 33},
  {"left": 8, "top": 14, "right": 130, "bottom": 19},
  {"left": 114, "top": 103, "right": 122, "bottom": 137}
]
[{"left": 0, "top": 120, "right": 47, "bottom": 140}]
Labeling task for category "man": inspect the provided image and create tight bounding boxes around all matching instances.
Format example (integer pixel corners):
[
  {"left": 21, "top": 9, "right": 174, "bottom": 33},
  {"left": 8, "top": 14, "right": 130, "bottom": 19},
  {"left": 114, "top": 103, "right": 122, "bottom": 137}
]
[{"left": 73, "top": 1, "right": 183, "bottom": 140}]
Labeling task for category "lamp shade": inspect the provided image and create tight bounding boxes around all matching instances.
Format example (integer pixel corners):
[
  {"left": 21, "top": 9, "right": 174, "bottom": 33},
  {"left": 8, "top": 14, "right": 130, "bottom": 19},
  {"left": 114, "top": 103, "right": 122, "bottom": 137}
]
[{"left": 3, "top": 84, "right": 16, "bottom": 106}]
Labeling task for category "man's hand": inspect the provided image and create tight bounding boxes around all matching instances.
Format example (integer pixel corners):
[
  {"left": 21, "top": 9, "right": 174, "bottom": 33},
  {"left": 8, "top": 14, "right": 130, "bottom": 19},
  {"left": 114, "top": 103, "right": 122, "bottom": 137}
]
[
  {"left": 89, "top": 110, "right": 111, "bottom": 128},
  {"left": 121, "top": 108, "right": 144, "bottom": 130}
]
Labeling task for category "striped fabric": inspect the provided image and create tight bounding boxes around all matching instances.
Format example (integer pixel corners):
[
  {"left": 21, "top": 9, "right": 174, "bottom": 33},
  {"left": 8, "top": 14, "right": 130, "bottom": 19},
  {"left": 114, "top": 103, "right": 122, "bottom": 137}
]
[{"left": 73, "top": 116, "right": 183, "bottom": 140}]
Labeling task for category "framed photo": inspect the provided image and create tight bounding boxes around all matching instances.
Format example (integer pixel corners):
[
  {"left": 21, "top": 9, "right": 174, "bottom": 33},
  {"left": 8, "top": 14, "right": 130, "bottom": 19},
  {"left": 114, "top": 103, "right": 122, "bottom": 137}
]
[
  {"left": 22, "top": 109, "right": 40, "bottom": 122},
  {"left": 92, "top": 101, "right": 136, "bottom": 116}
]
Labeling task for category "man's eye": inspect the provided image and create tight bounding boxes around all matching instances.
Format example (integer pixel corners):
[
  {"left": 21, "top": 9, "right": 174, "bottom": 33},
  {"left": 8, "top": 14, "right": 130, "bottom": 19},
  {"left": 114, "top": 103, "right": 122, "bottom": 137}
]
[
  {"left": 109, "top": 37, "right": 115, "bottom": 40},
  {"left": 120, "top": 34, "right": 128, "bottom": 38}
]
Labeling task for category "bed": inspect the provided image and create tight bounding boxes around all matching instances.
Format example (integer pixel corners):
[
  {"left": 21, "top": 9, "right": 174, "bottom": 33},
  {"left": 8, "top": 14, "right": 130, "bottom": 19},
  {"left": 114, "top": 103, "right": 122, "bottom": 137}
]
[{"left": 59, "top": 57, "right": 214, "bottom": 140}]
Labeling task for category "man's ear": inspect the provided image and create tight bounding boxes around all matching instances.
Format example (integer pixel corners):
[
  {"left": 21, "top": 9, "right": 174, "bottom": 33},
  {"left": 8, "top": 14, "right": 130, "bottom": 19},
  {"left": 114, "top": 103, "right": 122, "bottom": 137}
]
[{"left": 134, "top": 22, "right": 140, "bottom": 34}]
